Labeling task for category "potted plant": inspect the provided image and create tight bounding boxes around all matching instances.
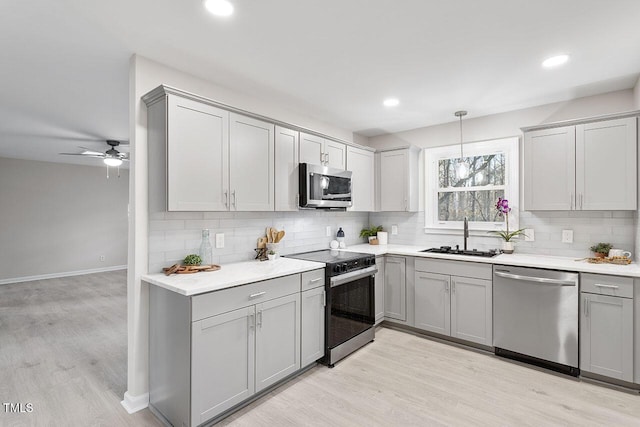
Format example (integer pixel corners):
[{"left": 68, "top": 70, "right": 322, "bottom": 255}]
[
  {"left": 267, "top": 250, "right": 277, "bottom": 261},
  {"left": 183, "top": 254, "right": 202, "bottom": 266},
  {"left": 488, "top": 198, "right": 526, "bottom": 254},
  {"left": 590, "top": 243, "right": 612, "bottom": 258},
  {"left": 360, "top": 225, "right": 383, "bottom": 244}
]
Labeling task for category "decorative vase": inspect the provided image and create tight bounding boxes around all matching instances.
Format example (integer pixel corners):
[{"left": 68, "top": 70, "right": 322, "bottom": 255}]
[{"left": 501, "top": 241, "right": 514, "bottom": 254}]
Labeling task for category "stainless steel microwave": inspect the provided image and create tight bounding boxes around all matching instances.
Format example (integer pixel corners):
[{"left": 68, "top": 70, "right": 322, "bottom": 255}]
[{"left": 299, "top": 163, "right": 352, "bottom": 209}]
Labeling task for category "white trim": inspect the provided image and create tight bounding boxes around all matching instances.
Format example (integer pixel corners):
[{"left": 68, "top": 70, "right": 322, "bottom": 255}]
[
  {"left": 121, "top": 391, "right": 149, "bottom": 414},
  {"left": 424, "top": 137, "right": 520, "bottom": 232},
  {"left": 0, "top": 265, "right": 127, "bottom": 285}
]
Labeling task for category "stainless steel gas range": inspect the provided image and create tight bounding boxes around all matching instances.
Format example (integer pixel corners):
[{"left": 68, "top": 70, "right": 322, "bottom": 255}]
[{"left": 286, "top": 249, "right": 377, "bottom": 367}]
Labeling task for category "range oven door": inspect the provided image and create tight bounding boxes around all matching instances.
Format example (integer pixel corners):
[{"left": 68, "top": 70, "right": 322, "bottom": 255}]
[
  {"left": 327, "top": 266, "right": 376, "bottom": 350},
  {"left": 299, "top": 163, "right": 352, "bottom": 209}
]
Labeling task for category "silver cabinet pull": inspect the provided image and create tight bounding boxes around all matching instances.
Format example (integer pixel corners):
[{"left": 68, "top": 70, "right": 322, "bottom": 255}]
[
  {"left": 249, "top": 291, "right": 266, "bottom": 299},
  {"left": 594, "top": 284, "right": 619, "bottom": 289},
  {"left": 232, "top": 190, "right": 237, "bottom": 208},
  {"left": 451, "top": 281, "right": 456, "bottom": 293},
  {"left": 326, "top": 152, "right": 329, "bottom": 164},
  {"left": 257, "top": 310, "right": 263, "bottom": 327},
  {"left": 445, "top": 281, "right": 449, "bottom": 293},
  {"left": 248, "top": 312, "right": 255, "bottom": 329},
  {"left": 224, "top": 190, "right": 228, "bottom": 207},
  {"left": 584, "top": 297, "right": 590, "bottom": 317},
  {"left": 310, "top": 278, "right": 321, "bottom": 283}
]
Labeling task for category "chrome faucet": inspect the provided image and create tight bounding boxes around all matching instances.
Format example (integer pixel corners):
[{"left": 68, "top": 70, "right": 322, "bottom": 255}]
[{"left": 463, "top": 217, "right": 469, "bottom": 251}]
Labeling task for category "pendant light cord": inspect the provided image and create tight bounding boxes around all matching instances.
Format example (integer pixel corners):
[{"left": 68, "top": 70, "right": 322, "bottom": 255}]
[{"left": 459, "top": 114, "right": 464, "bottom": 159}]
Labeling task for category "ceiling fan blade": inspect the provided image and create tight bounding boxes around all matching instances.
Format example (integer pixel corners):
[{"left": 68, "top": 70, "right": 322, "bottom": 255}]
[
  {"left": 59, "top": 153, "right": 105, "bottom": 158},
  {"left": 78, "top": 146, "right": 105, "bottom": 156}
]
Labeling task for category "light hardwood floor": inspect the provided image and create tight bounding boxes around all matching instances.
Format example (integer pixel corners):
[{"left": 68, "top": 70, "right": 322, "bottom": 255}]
[
  {"left": 3, "top": 271, "right": 640, "bottom": 426},
  {"left": 0, "top": 271, "right": 161, "bottom": 426}
]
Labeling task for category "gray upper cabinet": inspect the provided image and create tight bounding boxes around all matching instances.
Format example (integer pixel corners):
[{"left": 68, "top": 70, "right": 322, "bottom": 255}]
[
  {"left": 164, "top": 95, "right": 230, "bottom": 211},
  {"left": 524, "top": 116, "right": 637, "bottom": 211},
  {"left": 274, "top": 126, "right": 299, "bottom": 211},
  {"left": 377, "top": 147, "right": 420, "bottom": 212},
  {"left": 347, "top": 146, "right": 375, "bottom": 212},
  {"left": 229, "top": 113, "right": 275, "bottom": 211},
  {"left": 299, "top": 132, "right": 346, "bottom": 169}
]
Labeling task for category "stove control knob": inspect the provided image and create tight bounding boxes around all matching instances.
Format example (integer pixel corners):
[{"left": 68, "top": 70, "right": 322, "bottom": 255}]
[
  {"left": 333, "top": 264, "right": 341, "bottom": 274},
  {"left": 364, "top": 258, "right": 371, "bottom": 266},
  {"left": 341, "top": 263, "right": 348, "bottom": 273}
]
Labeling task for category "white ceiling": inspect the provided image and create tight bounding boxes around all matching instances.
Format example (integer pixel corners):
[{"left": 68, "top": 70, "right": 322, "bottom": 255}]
[{"left": 2, "top": 0, "right": 640, "bottom": 166}]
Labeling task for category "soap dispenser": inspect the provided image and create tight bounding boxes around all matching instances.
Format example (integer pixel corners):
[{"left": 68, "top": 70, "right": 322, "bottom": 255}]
[{"left": 336, "top": 227, "right": 346, "bottom": 249}]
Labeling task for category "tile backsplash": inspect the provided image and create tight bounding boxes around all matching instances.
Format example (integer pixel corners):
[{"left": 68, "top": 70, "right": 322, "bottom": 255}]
[
  {"left": 148, "top": 210, "right": 369, "bottom": 273},
  {"left": 149, "top": 209, "right": 635, "bottom": 272},
  {"left": 369, "top": 210, "right": 636, "bottom": 259}
]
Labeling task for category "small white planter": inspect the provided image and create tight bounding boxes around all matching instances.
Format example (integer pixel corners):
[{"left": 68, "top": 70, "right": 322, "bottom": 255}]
[
  {"left": 267, "top": 254, "right": 276, "bottom": 261},
  {"left": 501, "top": 241, "right": 514, "bottom": 254}
]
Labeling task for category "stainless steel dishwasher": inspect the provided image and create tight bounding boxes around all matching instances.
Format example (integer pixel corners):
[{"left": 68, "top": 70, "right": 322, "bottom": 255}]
[{"left": 493, "top": 265, "right": 579, "bottom": 376}]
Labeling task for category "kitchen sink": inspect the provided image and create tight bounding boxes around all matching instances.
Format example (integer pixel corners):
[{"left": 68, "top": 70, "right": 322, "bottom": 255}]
[{"left": 421, "top": 246, "right": 499, "bottom": 258}]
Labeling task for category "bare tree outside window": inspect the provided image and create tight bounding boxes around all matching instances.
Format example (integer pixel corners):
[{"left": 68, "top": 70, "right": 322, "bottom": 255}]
[{"left": 438, "top": 154, "right": 506, "bottom": 222}]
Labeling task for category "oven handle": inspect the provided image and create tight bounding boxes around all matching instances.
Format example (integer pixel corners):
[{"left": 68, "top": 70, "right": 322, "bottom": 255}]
[{"left": 330, "top": 265, "right": 377, "bottom": 287}]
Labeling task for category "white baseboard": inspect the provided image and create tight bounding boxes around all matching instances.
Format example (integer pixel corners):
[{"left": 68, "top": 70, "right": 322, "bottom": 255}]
[
  {"left": 121, "top": 391, "right": 149, "bottom": 414},
  {"left": 0, "top": 265, "right": 127, "bottom": 285}
]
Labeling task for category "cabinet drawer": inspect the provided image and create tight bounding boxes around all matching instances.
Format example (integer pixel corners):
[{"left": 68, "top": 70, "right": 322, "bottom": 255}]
[
  {"left": 415, "top": 258, "right": 492, "bottom": 280},
  {"left": 192, "top": 274, "right": 301, "bottom": 321},
  {"left": 301, "top": 269, "right": 325, "bottom": 291},
  {"left": 581, "top": 273, "right": 634, "bottom": 299}
]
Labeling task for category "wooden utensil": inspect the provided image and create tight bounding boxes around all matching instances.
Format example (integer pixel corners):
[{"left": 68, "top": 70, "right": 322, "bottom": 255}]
[
  {"left": 266, "top": 227, "right": 273, "bottom": 243},
  {"left": 276, "top": 230, "right": 285, "bottom": 243}
]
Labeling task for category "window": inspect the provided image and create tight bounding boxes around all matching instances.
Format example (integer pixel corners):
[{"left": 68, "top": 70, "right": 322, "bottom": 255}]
[{"left": 424, "top": 137, "right": 519, "bottom": 231}]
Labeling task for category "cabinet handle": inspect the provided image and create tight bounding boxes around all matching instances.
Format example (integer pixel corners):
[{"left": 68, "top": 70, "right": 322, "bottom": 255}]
[
  {"left": 594, "top": 283, "right": 619, "bottom": 289},
  {"left": 584, "top": 296, "right": 589, "bottom": 317},
  {"left": 248, "top": 313, "right": 255, "bottom": 329},
  {"left": 232, "top": 190, "right": 237, "bottom": 208},
  {"left": 224, "top": 190, "right": 228, "bottom": 207},
  {"left": 320, "top": 152, "right": 325, "bottom": 164},
  {"left": 310, "top": 278, "right": 321, "bottom": 283},
  {"left": 445, "top": 282, "right": 449, "bottom": 293},
  {"left": 257, "top": 310, "right": 263, "bottom": 328},
  {"left": 326, "top": 152, "right": 329, "bottom": 164},
  {"left": 404, "top": 199, "right": 408, "bottom": 210},
  {"left": 249, "top": 291, "right": 266, "bottom": 299}
]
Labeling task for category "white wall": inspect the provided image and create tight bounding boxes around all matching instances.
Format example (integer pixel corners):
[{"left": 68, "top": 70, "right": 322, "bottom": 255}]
[
  {"left": 125, "top": 55, "right": 369, "bottom": 407},
  {"left": 0, "top": 157, "right": 128, "bottom": 284},
  {"left": 369, "top": 89, "right": 637, "bottom": 258}
]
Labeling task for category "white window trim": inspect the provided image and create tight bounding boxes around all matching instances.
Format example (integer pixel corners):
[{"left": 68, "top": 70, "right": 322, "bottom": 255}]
[{"left": 424, "top": 136, "right": 520, "bottom": 232}]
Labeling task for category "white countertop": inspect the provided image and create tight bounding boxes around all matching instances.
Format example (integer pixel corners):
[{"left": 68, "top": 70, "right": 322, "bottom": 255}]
[
  {"left": 343, "top": 244, "right": 640, "bottom": 278},
  {"left": 143, "top": 258, "right": 325, "bottom": 296}
]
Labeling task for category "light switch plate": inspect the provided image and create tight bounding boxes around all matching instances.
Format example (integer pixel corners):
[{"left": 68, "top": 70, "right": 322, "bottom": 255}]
[
  {"left": 562, "top": 230, "right": 573, "bottom": 244},
  {"left": 215, "top": 233, "right": 224, "bottom": 248},
  {"left": 391, "top": 225, "right": 398, "bottom": 235},
  {"left": 524, "top": 229, "right": 534, "bottom": 242}
]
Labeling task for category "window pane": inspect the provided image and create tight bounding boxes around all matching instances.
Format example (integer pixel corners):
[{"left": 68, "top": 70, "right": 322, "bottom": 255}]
[
  {"left": 438, "top": 189, "right": 505, "bottom": 222},
  {"left": 438, "top": 154, "right": 505, "bottom": 188}
]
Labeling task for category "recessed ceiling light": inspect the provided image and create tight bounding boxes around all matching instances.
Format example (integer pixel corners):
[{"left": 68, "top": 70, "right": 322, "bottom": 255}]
[
  {"left": 203, "top": 0, "right": 234, "bottom": 17},
  {"left": 542, "top": 54, "right": 569, "bottom": 68},
  {"left": 383, "top": 98, "right": 399, "bottom": 107}
]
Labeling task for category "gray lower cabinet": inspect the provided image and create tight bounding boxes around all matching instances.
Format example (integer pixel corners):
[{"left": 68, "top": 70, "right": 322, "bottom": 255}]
[
  {"left": 301, "top": 285, "right": 325, "bottom": 367},
  {"left": 384, "top": 256, "right": 406, "bottom": 321},
  {"left": 414, "top": 259, "right": 492, "bottom": 346},
  {"left": 149, "top": 273, "right": 304, "bottom": 427},
  {"left": 580, "top": 273, "right": 634, "bottom": 382},
  {"left": 374, "top": 255, "right": 385, "bottom": 324}
]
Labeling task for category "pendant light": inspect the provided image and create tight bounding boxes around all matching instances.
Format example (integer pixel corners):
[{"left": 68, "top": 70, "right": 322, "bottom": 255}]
[{"left": 454, "top": 110, "right": 469, "bottom": 179}]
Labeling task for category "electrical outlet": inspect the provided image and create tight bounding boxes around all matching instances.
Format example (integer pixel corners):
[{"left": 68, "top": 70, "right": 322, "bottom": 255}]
[
  {"left": 326, "top": 226, "right": 332, "bottom": 237},
  {"left": 562, "top": 229, "right": 573, "bottom": 244},
  {"left": 391, "top": 225, "right": 398, "bottom": 235},
  {"left": 524, "top": 229, "right": 535, "bottom": 242},
  {"left": 99, "top": 255, "right": 105, "bottom": 262},
  {"left": 215, "top": 233, "right": 224, "bottom": 249}
]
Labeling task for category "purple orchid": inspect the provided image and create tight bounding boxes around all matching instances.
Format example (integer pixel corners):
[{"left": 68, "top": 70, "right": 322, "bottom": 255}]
[{"left": 489, "top": 197, "right": 526, "bottom": 242}]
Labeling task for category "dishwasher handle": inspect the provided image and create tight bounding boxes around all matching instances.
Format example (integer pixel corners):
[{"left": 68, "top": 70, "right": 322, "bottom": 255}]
[{"left": 494, "top": 270, "right": 576, "bottom": 286}]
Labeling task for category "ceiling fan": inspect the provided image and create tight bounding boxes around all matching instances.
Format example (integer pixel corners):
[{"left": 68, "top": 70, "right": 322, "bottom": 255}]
[{"left": 60, "top": 139, "right": 129, "bottom": 166}]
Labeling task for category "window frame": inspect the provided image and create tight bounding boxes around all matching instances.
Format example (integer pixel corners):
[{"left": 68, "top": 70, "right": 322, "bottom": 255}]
[{"left": 424, "top": 137, "right": 520, "bottom": 232}]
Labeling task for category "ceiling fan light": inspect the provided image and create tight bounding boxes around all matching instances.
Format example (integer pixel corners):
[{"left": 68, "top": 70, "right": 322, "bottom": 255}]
[
  {"left": 104, "top": 157, "right": 123, "bottom": 167},
  {"left": 203, "top": 0, "right": 234, "bottom": 16}
]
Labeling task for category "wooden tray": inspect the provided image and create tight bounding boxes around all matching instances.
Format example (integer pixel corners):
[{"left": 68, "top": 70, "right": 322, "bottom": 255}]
[
  {"left": 585, "top": 256, "right": 632, "bottom": 265},
  {"left": 162, "top": 264, "right": 221, "bottom": 275}
]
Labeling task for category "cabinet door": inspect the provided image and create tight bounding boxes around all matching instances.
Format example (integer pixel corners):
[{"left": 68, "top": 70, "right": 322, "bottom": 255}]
[
  {"left": 576, "top": 117, "right": 637, "bottom": 210},
  {"left": 275, "top": 126, "right": 299, "bottom": 211},
  {"left": 229, "top": 113, "right": 274, "bottom": 211},
  {"left": 523, "top": 126, "right": 575, "bottom": 210},
  {"left": 299, "top": 132, "right": 324, "bottom": 165},
  {"left": 450, "top": 277, "right": 492, "bottom": 345},
  {"left": 347, "top": 146, "right": 375, "bottom": 211},
  {"left": 167, "top": 96, "right": 229, "bottom": 211},
  {"left": 301, "top": 287, "right": 325, "bottom": 367},
  {"left": 414, "top": 272, "right": 450, "bottom": 335},
  {"left": 191, "top": 306, "right": 255, "bottom": 425},
  {"left": 580, "top": 293, "right": 633, "bottom": 381},
  {"left": 379, "top": 150, "right": 408, "bottom": 211},
  {"left": 384, "top": 256, "right": 406, "bottom": 321},
  {"left": 324, "top": 140, "right": 346, "bottom": 170},
  {"left": 374, "top": 256, "right": 385, "bottom": 324},
  {"left": 255, "top": 293, "right": 301, "bottom": 392}
]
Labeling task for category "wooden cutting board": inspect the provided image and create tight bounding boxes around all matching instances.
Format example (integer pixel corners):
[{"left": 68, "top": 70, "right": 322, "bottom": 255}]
[{"left": 162, "top": 264, "right": 222, "bottom": 276}]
